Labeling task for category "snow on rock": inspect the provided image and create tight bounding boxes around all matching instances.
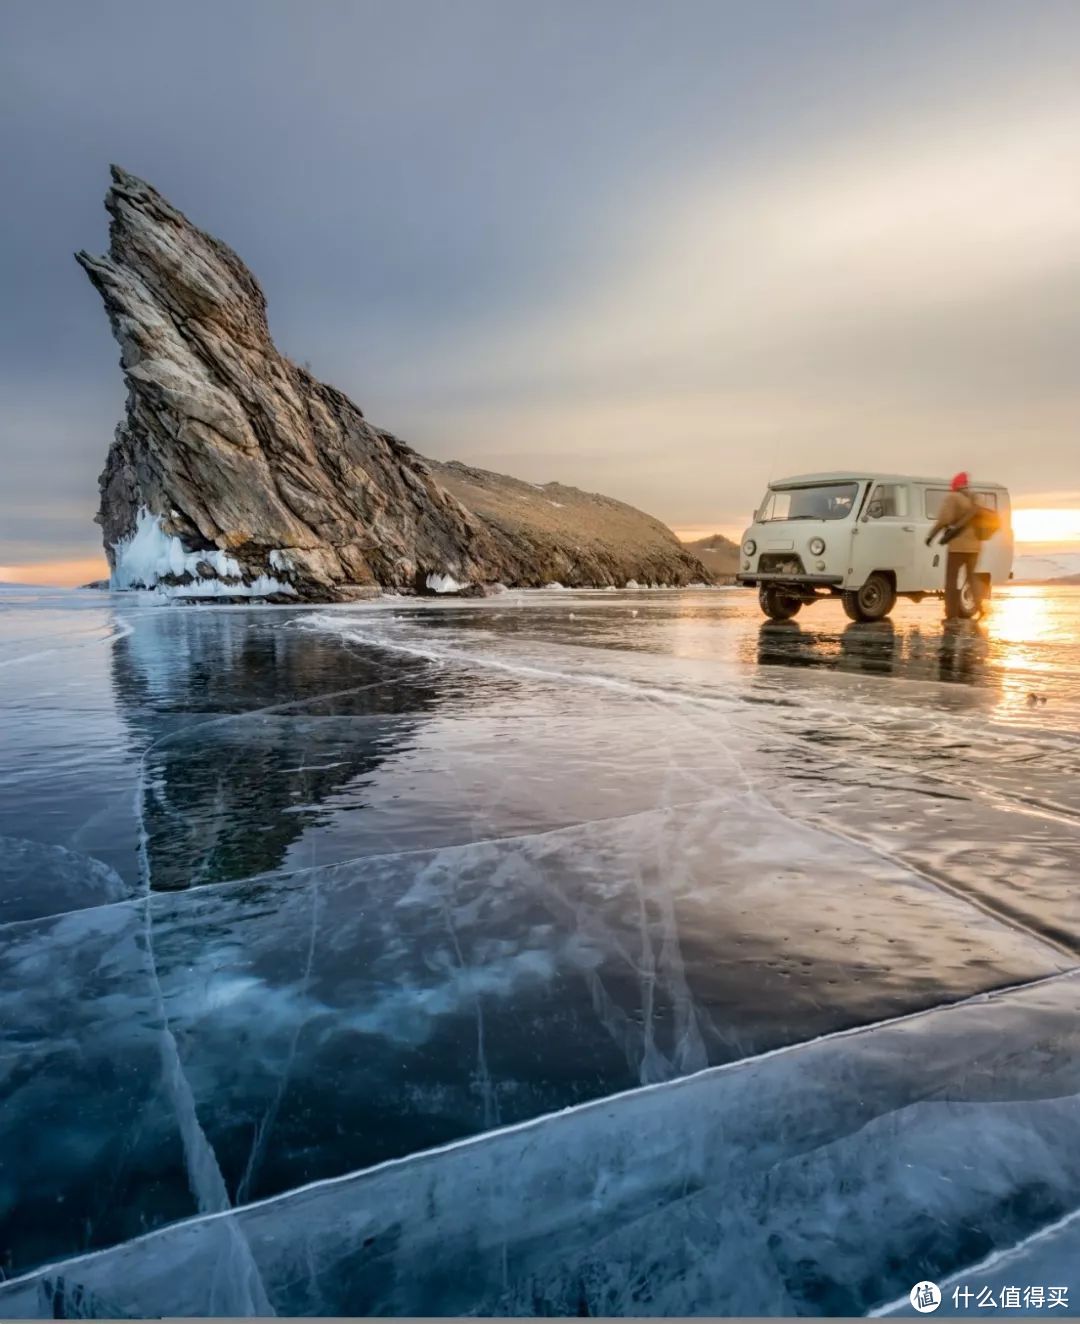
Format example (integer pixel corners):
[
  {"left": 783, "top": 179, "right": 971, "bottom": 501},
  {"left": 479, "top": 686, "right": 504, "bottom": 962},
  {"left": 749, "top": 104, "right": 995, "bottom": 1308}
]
[
  {"left": 163, "top": 575, "right": 296, "bottom": 599},
  {"left": 111, "top": 509, "right": 294, "bottom": 597},
  {"left": 425, "top": 573, "right": 466, "bottom": 595},
  {"left": 112, "top": 509, "right": 235, "bottom": 587}
]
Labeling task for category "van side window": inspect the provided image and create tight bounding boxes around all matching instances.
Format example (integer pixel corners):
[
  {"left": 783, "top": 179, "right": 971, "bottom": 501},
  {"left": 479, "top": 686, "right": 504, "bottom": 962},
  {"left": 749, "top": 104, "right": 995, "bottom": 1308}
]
[
  {"left": 867, "top": 483, "right": 907, "bottom": 518},
  {"left": 925, "top": 488, "right": 998, "bottom": 517}
]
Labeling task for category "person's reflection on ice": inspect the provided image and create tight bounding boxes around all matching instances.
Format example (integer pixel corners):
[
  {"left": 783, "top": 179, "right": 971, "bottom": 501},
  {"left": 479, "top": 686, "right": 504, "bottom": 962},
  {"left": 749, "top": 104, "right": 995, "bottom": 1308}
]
[{"left": 938, "top": 621, "right": 988, "bottom": 683}]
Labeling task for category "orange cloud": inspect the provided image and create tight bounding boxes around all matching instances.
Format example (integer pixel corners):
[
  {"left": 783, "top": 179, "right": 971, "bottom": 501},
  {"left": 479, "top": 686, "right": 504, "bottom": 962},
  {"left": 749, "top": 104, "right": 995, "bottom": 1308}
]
[{"left": 0, "top": 558, "right": 109, "bottom": 588}]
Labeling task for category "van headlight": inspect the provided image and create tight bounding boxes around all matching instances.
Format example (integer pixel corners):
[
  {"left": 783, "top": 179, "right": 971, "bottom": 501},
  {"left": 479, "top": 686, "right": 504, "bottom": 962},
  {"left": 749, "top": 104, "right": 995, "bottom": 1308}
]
[
  {"left": 808, "top": 536, "right": 826, "bottom": 556},
  {"left": 742, "top": 538, "right": 757, "bottom": 556}
]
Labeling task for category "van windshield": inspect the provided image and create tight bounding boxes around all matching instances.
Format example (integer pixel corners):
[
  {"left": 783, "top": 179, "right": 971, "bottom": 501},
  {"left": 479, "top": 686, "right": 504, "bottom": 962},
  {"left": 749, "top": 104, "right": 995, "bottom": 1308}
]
[{"left": 758, "top": 482, "right": 859, "bottom": 522}]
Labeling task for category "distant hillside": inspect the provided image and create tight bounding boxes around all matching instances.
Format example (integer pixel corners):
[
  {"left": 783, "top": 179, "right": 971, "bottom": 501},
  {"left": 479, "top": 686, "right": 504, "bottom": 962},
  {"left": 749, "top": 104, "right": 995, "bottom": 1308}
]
[
  {"left": 680, "top": 533, "right": 740, "bottom": 580},
  {"left": 430, "top": 461, "right": 708, "bottom": 587},
  {"left": 1012, "top": 552, "right": 1080, "bottom": 583}
]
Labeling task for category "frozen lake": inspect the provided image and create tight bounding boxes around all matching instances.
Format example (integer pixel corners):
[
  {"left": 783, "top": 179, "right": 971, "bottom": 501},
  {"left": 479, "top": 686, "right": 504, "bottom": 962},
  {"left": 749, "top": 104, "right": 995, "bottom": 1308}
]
[{"left": 1, "top": 584, "right": 1078, "bottom": 1315}]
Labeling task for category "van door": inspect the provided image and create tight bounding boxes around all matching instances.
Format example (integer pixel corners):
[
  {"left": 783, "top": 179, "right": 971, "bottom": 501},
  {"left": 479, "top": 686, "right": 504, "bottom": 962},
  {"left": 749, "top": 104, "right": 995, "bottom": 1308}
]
[
  {"left": 849, "top": 482, "right": 916, "bottom": 591},
  {"left": 915, "top": 486, "right": 949, "bottom": 592},
  {"left": 922, "top": 486, "right": 1012, "bottom": 589},
  {"left": 971, "top": 489, "right": 1013, "bottom": 585}
]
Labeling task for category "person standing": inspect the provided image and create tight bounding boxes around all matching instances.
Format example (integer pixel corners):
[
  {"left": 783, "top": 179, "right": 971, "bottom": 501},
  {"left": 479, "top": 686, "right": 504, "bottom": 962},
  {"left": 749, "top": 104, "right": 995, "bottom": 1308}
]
[{"left": 927, "top": 472, "right": 982, "bottom": 621}]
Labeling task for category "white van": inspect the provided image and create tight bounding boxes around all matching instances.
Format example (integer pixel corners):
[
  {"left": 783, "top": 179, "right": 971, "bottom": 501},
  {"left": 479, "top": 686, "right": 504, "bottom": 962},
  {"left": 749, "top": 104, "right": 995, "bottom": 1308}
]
[{"left": 736, "top": 472, "right": 1013, "bottom": 621}]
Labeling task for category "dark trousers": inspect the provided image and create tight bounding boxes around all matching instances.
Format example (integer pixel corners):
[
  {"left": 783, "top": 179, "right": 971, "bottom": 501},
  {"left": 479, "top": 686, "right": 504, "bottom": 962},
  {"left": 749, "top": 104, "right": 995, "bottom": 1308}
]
[{"left": 945, "top": 550, "right": 980, "bottom": 619}]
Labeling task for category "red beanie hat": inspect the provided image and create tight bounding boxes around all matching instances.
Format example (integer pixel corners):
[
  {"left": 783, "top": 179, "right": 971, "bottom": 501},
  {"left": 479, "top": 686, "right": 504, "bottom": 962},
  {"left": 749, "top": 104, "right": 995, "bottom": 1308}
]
[{"left": 951, "top": 472, "right": 969, "bottom": 491}]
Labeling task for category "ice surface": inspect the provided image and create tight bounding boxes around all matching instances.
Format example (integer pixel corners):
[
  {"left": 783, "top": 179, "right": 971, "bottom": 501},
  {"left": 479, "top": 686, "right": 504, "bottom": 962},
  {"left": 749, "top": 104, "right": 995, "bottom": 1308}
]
[
  {"left": 0, "top": 836, "right": 130, "bottom": 922},
  {"left": 2, "top": 970, "right": 1078, "bottom": 1317},
  {"left": 1, "top": 790, "right": 1067, "bottom": 1279},
  {"left": 0, "top": 591, "right": 142, "bottom": 882},
  {"left": 0, "top": 903, "right": 198, "bottom": 1272},
  {"left": 2, "top": 585, "right": 1080, "bottom": 1313},
  {"left": 140, "top": 796, "right": 1066, "bottom": 1199},
  {"left": 878, "top": 1208, "right": 1080, "bottom": 1316}
]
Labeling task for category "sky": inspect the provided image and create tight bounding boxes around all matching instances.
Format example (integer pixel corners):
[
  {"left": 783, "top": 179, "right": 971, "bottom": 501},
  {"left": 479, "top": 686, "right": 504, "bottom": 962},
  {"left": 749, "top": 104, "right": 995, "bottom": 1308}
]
[{"left": 2, "top": 0, "right": 1079, "bottom": 584}]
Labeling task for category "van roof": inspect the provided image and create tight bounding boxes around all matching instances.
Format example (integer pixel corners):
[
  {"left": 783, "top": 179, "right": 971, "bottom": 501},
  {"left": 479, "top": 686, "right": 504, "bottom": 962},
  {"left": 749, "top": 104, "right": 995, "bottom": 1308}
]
[{"left": 771, "top": 471, "right": 1008, "bottom": 490}]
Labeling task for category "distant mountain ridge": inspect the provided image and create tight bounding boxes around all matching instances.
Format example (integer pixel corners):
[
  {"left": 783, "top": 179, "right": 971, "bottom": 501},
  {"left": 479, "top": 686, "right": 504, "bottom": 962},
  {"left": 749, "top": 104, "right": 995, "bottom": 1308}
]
[
  {"left": 1011, "top": 552, "right": 1080, "bottom": 583},
  {"left": 680, "top": 533, "right": 740, "bottom": 580}
]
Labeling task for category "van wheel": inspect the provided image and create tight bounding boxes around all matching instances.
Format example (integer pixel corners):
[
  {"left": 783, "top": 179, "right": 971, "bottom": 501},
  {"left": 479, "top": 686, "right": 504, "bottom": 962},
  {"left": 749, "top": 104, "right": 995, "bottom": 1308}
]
[
  {"left": 842, "top": 573, "right": 896, "bottom": 622},
  {"left": 957, "top": 571, "right": 991, "bottom": 619},
  {"left": 759, "top": 586, "right": 802, "bottom": 621}
]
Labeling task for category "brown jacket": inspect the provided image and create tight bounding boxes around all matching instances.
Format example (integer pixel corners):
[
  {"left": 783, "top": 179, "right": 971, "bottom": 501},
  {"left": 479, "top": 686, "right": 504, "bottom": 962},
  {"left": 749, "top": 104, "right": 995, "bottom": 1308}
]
[{"left": 931, "top": 490, "right": 981, "bottom": 554}]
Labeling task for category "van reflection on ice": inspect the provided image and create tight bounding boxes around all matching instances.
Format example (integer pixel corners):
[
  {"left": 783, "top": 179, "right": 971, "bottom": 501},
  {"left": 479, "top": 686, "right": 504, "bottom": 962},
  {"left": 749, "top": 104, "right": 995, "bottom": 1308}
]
[
  {"left": 757, "top": 613, "right": 1001, "bottom": 689},
  {"left": 757, "top": 618, "right": 902, "bottom": 676}
]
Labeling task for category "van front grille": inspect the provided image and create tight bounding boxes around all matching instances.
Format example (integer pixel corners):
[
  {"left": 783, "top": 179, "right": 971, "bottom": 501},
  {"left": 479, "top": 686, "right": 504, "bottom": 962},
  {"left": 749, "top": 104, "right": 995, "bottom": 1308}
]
[{"left": 758, "top": 553, "right": 806, "bottom": 576}]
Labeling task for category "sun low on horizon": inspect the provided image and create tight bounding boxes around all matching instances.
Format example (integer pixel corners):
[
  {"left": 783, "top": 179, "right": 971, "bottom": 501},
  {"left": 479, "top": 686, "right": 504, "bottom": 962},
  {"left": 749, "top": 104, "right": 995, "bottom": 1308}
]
[{"left": 1010, "top": 507, "right": 1080, "bottom": 545}]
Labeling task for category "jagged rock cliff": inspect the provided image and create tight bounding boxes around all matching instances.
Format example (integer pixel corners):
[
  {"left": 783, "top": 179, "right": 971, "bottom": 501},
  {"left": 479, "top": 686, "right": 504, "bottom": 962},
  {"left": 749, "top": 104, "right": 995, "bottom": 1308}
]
[{"left": 78, "top": 168, "right": 706, "bottom": 598}]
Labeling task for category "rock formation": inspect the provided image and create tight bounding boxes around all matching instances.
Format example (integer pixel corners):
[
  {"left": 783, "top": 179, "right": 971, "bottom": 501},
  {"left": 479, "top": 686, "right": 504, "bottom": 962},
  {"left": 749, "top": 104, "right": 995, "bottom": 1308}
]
[{"left": 78, "top": 168, "right": 706, "bottom": 598}]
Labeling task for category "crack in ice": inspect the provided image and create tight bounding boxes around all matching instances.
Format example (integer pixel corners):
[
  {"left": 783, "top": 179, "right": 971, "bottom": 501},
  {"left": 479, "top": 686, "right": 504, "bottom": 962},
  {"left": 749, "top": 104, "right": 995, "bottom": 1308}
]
[{"left": 3, "top": 965, "right": 1076, "bottom": 1300}]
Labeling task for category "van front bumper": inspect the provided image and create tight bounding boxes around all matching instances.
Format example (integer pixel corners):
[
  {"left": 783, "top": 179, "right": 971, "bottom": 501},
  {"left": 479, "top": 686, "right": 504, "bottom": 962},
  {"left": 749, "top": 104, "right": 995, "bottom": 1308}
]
[{"left": 737, "top": 573, "right": 844, "bottom": 589}]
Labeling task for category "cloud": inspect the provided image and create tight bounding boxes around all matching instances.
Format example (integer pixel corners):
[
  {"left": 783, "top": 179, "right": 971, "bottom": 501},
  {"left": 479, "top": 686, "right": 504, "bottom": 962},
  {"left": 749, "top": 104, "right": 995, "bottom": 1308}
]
[
  {"left": 420, "top": 93, "right": 1080, "bottom": 398},
  {"left": 364, "top": 87, "right": 1078, "bottom": 532},
  {"left": 2, "top": 0, "right": 1079, "bottom": 555}
]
